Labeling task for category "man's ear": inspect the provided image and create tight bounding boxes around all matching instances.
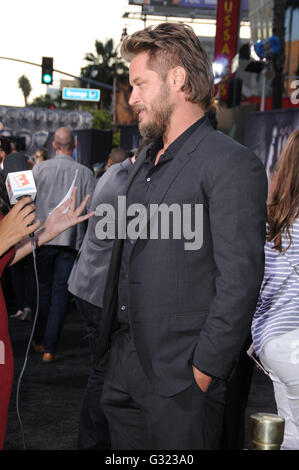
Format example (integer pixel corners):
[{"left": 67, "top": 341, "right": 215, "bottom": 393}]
[
  {"left": 52, "top": 140, "right": 58, "bottom": 151},
  {"left": 105, "top": 158, "right": 112, "bottom": 169},
  {"left": 170, "top": 66, "right": 186, "bottom": 91}
]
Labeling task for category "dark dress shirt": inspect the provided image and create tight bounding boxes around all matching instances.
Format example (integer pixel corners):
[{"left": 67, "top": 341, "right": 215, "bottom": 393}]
[{"left": 117, "top": 117, "right": 206, "bottom": 331}]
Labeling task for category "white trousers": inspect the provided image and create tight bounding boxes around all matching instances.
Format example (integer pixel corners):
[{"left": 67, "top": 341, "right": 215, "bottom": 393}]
[{"left": 260, "top": 328, "right": 299, "bottom": 450}]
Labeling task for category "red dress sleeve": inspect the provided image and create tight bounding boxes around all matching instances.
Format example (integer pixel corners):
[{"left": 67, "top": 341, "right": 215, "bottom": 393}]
[
  {"left": 0, "top": 213, "right": 15, "bottom": 275},
  {"left": 0, "top": 212, "right": 15, "bottom": 449}
]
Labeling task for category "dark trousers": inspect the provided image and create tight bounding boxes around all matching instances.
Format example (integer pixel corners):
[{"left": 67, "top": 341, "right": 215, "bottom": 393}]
[
  {"left": 9, "top": 254, "right": 36, "bottom": 311},
  {"left": 101, "top": 331, "right": 227, "bottom": 450},
  {"left": 34, "top": 245, "right": 76, "bottom": 353},
  {"left": 78, "top": 367, "right": 111, "bottom": 450},
  {"left": 220, "top": 336, "right": 254, "bottom": 449},
  {"left": 74, "top": 297, "right": 102, "bottom": 361},
  {"left": 9, "top": 258, "right": 26, "bottom": 311},
  {"left": 74, "top": 297, "right": 110, "bottom": 450}
]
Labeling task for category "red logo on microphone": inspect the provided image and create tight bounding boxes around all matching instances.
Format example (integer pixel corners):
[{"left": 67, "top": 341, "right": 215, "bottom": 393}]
[{"left": 13, "top": 173, "right": 30, "bottom": 188}]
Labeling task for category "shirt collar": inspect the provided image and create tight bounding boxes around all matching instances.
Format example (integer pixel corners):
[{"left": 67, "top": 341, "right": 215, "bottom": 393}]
[
  {"left": 55, "top": 153, "right": 74, "bottom": 160},
  {"left": 145, "top": 115, "right": 206, "bottom": 164}
]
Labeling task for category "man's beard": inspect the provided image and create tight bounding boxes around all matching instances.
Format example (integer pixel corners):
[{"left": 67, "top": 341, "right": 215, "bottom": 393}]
[{"left": 137, "top": 83, "right": 174, "bottom": 146}]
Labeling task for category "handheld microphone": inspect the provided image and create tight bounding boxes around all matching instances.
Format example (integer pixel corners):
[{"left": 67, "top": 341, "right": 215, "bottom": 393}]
[
  {"left": 4, "top": 154, "right": 40, "bottom": 450},
  {"left": 5, "top": 170, "right": 37, "bottom": 239},
  {"left": 5, "top": 170, "right": 37, "bottom": 205},
  {"left": 4, "top": 151, "right": 37, "bottom": 204},
  {"left": 4, "top": 152, "right": 37, "bottom": 238}
]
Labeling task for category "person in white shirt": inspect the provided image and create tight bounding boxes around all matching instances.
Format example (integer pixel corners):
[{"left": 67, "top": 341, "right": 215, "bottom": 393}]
[{"left": 252, "top": 129, "right": 299, "bottom": 450}]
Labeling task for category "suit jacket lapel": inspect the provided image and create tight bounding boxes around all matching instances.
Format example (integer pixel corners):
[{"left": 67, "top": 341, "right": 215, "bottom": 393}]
[
  {"left": 127, "top": 119, "right": 215, "bottom": 240},
  {"left": 99, "top": 118, "right": 214, "bottom": 341},
  {"left": 126, "top": 146, "right": 148, "bottom": 189},
  {"left": 127, "top": 118, "right": 214, "bottom": 202}
]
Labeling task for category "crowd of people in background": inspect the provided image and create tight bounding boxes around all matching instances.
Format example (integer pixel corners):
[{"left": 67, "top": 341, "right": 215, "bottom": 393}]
[
  {"left": 0, "top": 128, "right": 127, "bottom": 448},
  {"left": 0, "top": 134, "right": 128, "bottom": 327},
  {"left": 0, "top": 21, "right": 298, "bottom": 452},
  {"left": 0, "top": 130, "right": 94, "bottom": 448}
]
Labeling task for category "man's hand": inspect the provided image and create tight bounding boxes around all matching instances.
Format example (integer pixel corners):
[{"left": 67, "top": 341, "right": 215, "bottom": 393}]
[
  {"left": 0, "top": 197, "right": 40, "bottom": 255},
  {"left": 44, "top": 186, "right": 95, "bottom": 240},
  {"left": 192, "top": 366, "right": 212, "bottom": 393}
]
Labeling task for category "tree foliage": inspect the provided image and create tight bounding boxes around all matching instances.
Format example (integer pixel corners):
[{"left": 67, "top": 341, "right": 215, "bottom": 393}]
[
  {"left": 91, "top": 109, "right": 113, "bottom": 129},
  {"left": 18, "top": 75, "right": 32, "bottom": 106},
  {"left": 30, "top": 92, "right": 76, "bottom": 109},
  {"left": 30, "top": 93, "right": 60, "bottom": 109},
  {"left": 80, "top": 38, "right": 129, "bottom": 110}
]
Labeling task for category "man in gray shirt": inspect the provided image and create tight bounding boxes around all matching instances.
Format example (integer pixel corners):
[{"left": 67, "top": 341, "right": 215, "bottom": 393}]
[
  {"left": 68, "top": 152, "right": 132, "bottom": 449},
  {"left": 32, "top": 127, "right": 95, "bottom": 362}
]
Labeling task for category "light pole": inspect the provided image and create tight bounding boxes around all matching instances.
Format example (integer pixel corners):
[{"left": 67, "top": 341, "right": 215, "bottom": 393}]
[
  {"left": 260, "top": 65, "right": 268, "bottom": 112},
  {"left": 112, "top": 27, "right": 128, "bottom": 131}
]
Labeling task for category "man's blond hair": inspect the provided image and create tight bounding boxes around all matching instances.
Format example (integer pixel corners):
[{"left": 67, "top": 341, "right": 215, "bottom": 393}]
[{"left": 121, "top": 22, "right": 214, "bottom": 112}]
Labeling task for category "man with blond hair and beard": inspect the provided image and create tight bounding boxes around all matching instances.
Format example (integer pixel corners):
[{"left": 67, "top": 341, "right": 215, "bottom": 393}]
[{"left": 95, "top": 23, "right": 268, "bottom": 450}]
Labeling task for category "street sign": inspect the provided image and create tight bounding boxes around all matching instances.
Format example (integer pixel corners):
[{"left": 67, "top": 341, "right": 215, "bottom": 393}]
[{"left": 62, "top": 87, "right": 100, "bottom": 102}]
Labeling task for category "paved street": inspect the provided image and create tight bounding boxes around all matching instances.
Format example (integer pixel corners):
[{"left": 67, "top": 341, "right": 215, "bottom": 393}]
[{"left": 2, "top": 294, "right": 277, "bottom": 451}]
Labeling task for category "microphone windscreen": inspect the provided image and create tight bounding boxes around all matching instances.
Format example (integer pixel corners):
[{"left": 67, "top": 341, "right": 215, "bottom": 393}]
[
  {"left": 3, "top": 152, "right": 30, "bottom": 179},
  {"left": 5, "top": 170, "right": 37, "bottom": 205}
]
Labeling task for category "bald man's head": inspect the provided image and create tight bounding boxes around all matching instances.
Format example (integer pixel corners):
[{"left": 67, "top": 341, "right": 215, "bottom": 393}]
[{"left": 53, "top": 127, "right": 75, "bottom": 155}]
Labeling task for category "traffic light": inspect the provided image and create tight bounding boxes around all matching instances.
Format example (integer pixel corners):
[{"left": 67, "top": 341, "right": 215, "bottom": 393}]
[{"left": 41, "top": 57, "right": 53, "bottom": 85}]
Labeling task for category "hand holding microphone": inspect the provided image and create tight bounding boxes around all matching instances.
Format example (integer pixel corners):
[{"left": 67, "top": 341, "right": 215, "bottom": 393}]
[
  {"left": 2, "top": 152, "right": 95, "bottom": 265},
  {"left": 0, "top": 197, "right": 40, "bottom": 256},
  {"left": 4, "top": 152, "right": 38, "bottom": 240}
]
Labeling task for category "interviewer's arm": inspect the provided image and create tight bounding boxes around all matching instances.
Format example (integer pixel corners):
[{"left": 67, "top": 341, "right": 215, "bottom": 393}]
[{"left": 9, "top": 187, "right": 95, "bottom": 266}]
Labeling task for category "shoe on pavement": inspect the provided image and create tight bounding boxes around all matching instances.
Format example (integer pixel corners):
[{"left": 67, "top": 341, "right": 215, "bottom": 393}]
[
  {"left": 32, "top": 341, "right": 44, "bottom": 353},
  {"left": 20, "top": 307, "right": 32, "bottom": 321},
  {"left": 42, "top": 353, "right": 56, "bottom": 363},
  {"left": 10, "top": 310, "right": 23, "bottom": 318}
]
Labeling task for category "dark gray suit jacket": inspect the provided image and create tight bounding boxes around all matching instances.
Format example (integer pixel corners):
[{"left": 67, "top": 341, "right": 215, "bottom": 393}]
[
  {"left": 94, "top": 118, "right": 268, "bottom": 397},
  {"left": 68, "top": 158, "right": 132, "bottom": 308}
]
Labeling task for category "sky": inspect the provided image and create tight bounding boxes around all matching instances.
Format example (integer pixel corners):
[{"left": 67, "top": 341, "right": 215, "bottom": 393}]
[
  {"left": 0, "top": 0, "right": 249, "bottom": 108},
  {"left": 0, "top": 0, "right": 140, "bottom": 106}
]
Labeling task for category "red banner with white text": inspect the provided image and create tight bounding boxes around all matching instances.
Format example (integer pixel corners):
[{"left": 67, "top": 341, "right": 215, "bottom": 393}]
[{"left": 214, "top": 0, "right": 241, "bottom": 102}]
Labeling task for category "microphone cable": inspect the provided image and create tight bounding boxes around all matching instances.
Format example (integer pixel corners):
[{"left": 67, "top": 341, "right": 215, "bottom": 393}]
[{"left": 15, "top": 235, "right": 39, "bottom": 450}]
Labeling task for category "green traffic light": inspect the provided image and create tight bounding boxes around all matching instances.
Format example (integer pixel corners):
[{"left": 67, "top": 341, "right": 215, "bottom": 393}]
[{"left": 43, "top": 73, "right": 52, "bottom": 84}]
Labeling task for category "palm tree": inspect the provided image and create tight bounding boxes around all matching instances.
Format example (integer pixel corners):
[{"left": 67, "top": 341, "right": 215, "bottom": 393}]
[
  {"left": 18, "top": 75, "right": 32, "bottom": 107},
  {"left": 80, "top": 38, "right": 129, "bottom": 110}
]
